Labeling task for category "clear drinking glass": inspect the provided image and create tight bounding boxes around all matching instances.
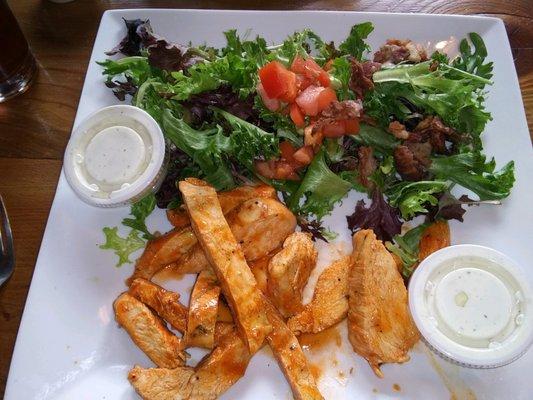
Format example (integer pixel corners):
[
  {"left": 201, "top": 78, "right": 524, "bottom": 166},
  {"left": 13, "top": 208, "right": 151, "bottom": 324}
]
[{"left": 0, "top": 0, "right": 37, "bottom": 102}]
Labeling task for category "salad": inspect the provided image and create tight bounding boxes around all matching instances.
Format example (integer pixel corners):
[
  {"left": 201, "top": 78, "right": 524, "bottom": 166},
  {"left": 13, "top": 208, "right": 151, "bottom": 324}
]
[{"left": 98, "top": 19, "right": 515, "bottom": 277}]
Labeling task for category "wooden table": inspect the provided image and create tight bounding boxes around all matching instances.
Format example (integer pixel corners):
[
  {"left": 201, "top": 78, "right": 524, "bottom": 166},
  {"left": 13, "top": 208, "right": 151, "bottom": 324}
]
[{"left": 0, "top": 0, "right": 531, "bottom": 396}]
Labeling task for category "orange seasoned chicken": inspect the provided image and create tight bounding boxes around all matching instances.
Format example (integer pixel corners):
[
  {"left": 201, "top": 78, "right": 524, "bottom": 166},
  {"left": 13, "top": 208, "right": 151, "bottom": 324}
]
[
  {"left": 226, "top": 197, "right": 297, "bottom": 262},
  {"left": 263, "top": 297, "right": 324, "bottom": 400},
  {"left": 127, "top": 228, "right": 198, "bottom": 285},
  {"left": 249, "top": 253, "right": 275, "bottom": 294},
  {"left": 418, "top": 220, "right": 450, "bottom": 261},
  {"left": 131, "top": 196, "right": 296, "bottom": 283},
  {"left": 348, "top": 230, "right": 419, "bottom": 377},
  {"left": 179, "top": 178, "right": 272, "bottom": 354},
  {"left": 288, "top": 256, "right": 351, "bottom": 335},
  {"left": 129, "top": 326, "right": 251, "bottom": 400},
  {"left": 267, "top": 232, "right": 317, "bottom": 317},
  {"left": 129, "top": 278, "right": 188, "bottom": 333},
  {"left": 114, "top": 293, "right": 186, "bottom": 369},
  {"left": 166, "top": 184, "right": 277, "bottom": 228},
  {"left": 185, "top": 269, "right": 220, "bottom": 349}
]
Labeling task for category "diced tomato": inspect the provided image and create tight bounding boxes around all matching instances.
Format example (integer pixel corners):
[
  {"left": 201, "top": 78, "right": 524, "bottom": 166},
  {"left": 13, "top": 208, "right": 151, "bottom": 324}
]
[
  {"left": 256, "top": 83, "right": 280, "bottom": 111},
  {"left": 295, "top": 85, "right": 324, "bottom": 116},
  {"left": 344, "top": 118, "right": 360, "bottom": 134},
  {"left": 258, "top": 61, "right": 298, "bottom": 102},
  {"left": 323, "top": 121, "right": 346, "bottom": 138},
  {"left": 280, "top": 140, "right": 297, "bottom": 162},
  {"left": 316, "top": 87, "right": 337, "bottom": 112},
  {"left": 289, "top": 103, "right": 305, "bottom": 127},
  {"left": 290, "top": 56, "right": 307, "bottom": 74},
  {"left": 290, "top": 56, "right": 330, "bottom": 87},
  {"left": 296, "top": 74, "right": 313, "bottom": 91},
  {"left": 293, "top": 146, "right": 314, "bottom": 166}
]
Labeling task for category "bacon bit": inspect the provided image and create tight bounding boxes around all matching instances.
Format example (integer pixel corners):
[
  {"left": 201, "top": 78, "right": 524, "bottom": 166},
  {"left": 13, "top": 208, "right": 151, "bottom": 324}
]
[
  {"left": 393, "top": 145, "right": 425, "bottom": 181},
  {"left": 409, "top": 116, "right": 458, "bottom": 154},
  {"left": 373, "top": 39, "right": 428, "bottom": 64},
  {"left": 357, "top": 146, "right": 377, "bottom": 189},
  {"left": 406, "top": 142, "right": 432, "bottom": 167},
  {"left": 304, "top": 123, "right": 324, "bottom": 152},
  {"left": 388, "top": 121, "right": 410, "bottom": 140},
  {"left": 349, "top": 59, "right": 381, "bottom": 99}
]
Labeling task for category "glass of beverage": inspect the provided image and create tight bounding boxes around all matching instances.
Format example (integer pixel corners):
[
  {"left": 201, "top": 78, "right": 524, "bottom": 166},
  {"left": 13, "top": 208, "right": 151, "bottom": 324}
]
[{"left": 0, "top": 0, "right": 37, "bottom": 102}]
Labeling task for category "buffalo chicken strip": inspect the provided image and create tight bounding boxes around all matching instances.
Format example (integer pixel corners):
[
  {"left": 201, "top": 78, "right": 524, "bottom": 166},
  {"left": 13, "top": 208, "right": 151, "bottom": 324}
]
[
  {"left": 114, "top": 293, "right": 186, "bottom": 368},
  {"left": 179, "top": 178, "right": 272, "bottom": 353},
  {"left": 129, "top": 326, "right": 251, "bottom": 400},
  {"left": 263, "top": 297, "right": 324, "bottom": 400},
  {"left": 131, "top": 196, "right": 296, "bottom": 283},
  {"left": 267, "top": 232, "right": 317, "bottom": 318},
  {"left": 348, "top": 230, "right": 419, "bottom": 377},
  {"left": 129, "top": 278, "right": 188, "bottom": 333},
  {"left": 167, "top": 184, "right": 277, "bottom": 228},
  {"left": 185, "top": 269, "right": 220, "bottom": 349},
  {"left": 287, "top": 256, "right": 351, "bottom": 335},
  {"left": 128, "top": 228, "right": 198, "bottom": 284}
]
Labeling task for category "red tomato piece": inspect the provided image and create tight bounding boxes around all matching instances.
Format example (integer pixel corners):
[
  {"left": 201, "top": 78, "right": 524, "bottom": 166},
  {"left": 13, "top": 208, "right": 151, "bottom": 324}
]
[
  {"left": 317, "top": 70, "right": 331, "bottom": 87},
  {"left": 293, "top": 146, "right": 314, "bottom": 166},
  {"left": 290, "top": 56, "right": 307, "bottom": 74},
  {"left": 258, "top": 61, "right": 297, "bottom": 102},
  {"left": 295, "top": 85, "right": 324, "bottom": 116},
  {"left": 289, "top": 103, "right": 305, "bottom": 127},
  {"left": 316, "top": 87, "right": 337, "bottom": 113},
  {"left": 344, "top": 118, "right": 360, "bottom": 135},
  {"left": 291, "top": 56, "right": 331, "bottom": 87},
  {"left": 296, "top": 74, "right": 313, "bottom": 91},
  {"left": 257, "top": 83, "right": 280, "bottom": 111},
  {"left": 255, "top": 160, "right": 276, "bottom": 180},
  {"left": 322, "top": 121, "right": 346, "bottom": 138}
]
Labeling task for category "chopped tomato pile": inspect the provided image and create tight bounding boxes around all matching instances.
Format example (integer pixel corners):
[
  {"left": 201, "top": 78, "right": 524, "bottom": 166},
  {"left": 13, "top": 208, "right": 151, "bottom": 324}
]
[{"left": 256, "top": 56, "right": 361, "bottom": 180}]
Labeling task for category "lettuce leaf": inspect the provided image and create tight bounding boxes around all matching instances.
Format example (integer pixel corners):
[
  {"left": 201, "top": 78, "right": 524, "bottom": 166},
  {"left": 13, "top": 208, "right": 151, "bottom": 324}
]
[
  {"left": 338, "top": 22, "right": 374, "bottom": 60},
  {"left": 122, "top": 194, "right": 157, "bottom": 240},
  {"left": 289, "top": 149, "right": 352, "bottom": 220},
  {"left": 387, "top": 181, "right": 450, "bottom": 219},
  {"left": 386, "top": 223, "right": 429, "bottom": 278},
  {"left": 429, "top": 152, "right": 515, "bottom": 200},
  {"left": 100, "top": 227, "right": 145, "bottom": 267}
]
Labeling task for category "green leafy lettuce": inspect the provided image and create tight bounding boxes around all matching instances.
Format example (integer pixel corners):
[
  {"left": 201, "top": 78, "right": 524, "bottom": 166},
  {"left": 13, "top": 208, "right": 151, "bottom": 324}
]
[
  {"left": 429, "top": 152, "right": 515, "bottom": 200},
  {"left": 387, "top": 181, "right": 450, "bottom": 219},
  {"left": 122, "top": 193, "right": 157, "bottom": 239},
  {"left": 289, "top": 149, "right": 352, "bottom": 220},
  {"left": 338, "top": 22, "right": 374, "bottom": 60},
  {"left": 100, "top": 227, "right": 145, "bottom": 267},
  {"left": 386, "top": 223, "right": 429, "bottom": 278}
]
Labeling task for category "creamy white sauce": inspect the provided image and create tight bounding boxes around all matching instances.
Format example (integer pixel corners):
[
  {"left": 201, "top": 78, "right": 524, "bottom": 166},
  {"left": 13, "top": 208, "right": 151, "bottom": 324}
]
[
  {"left": 84, "top": 126, "right": 146, "bottom": 185},
  {"left": 434, "top": 267, "right": 512, "bottom": 340},
  {"left": 423, "top": 256, "right": 523, "bottom": 349}
]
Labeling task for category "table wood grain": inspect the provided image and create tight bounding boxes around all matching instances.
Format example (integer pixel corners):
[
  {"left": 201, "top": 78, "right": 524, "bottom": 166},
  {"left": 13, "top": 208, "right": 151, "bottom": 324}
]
[{"left": 0, "top": 0, "right": 531, "bottom": 396}]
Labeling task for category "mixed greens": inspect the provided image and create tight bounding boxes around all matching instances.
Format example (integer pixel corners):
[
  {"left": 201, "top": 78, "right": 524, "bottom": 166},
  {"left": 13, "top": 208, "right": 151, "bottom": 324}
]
[{"left": 98, "top": 19, "right": 515, "bottom": 274}]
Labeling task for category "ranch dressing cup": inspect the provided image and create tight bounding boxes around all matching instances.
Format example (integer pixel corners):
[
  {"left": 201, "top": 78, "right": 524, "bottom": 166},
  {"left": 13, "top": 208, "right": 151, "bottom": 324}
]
[
  {"left": 409, "top": 245, "right": 533, "bottom": 368},
  {"left": 63, "top": 105, "right": 167, "bottom": 207}
]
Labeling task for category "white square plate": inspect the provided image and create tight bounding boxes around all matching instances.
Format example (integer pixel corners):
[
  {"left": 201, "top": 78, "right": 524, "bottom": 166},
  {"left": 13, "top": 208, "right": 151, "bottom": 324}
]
[{"left": 5, "top": 9, "right": 533, "bottom": 400}]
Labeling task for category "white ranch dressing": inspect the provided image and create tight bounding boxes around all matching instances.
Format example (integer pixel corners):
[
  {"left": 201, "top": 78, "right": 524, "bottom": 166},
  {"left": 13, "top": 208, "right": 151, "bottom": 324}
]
[
  {"left": 409, "top": 245, "right": 533, "bottom": 368},
  {"left": 84, "top": 126, "right": 147, "bottom": 186},
  {"left": 64, "top": 105, "right": 166, "bottom": 207}
]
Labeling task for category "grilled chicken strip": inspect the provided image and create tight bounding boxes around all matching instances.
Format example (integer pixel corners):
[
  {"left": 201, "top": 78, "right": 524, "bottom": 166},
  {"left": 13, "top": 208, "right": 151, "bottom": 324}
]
[
  {"left": 129, "top": 278, "right": 188, "bottom": 333},
  {"left": 267, "top": 232, "right": 317, "bottom": 317},
  {"left": 130, "top": 196, "right": 296, "bottom": 283},
  {"left": 114, "top": 293, "right": 186, "bottom": 369},
  {"left": 179, "top": 178, "right": 272, "bottom": 354},
  {"left": 348, "top": 230, "right": 419, "bottom": 377},
  {"left": 287, "top": 256, "right": 351, "bottom": 335},
  {"left": 167, "top": 184, "right": 277, "bottom": 228},
  {"left": 129, "top": 326, "right": 251, "bottom": 400},
  {"left": 185, "top": 269, "right": 220, "bottom": 349},
  {"left": 263, "top": 297, "right": 324, "bottom": 400},
  {"left": 128, "top": 228, "right": 198, "bottom": 285}
]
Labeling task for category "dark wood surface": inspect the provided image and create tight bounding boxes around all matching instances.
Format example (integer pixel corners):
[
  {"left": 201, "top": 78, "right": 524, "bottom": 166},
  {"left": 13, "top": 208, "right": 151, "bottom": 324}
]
[{"left": 0, "top": 0, "right": 531, "bottom": 396}]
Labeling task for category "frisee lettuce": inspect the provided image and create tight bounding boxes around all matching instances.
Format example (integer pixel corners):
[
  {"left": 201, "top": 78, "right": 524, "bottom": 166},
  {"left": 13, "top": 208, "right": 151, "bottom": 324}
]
[{"left": 100, "top": 227, "right": 145, "bottom": 267}]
